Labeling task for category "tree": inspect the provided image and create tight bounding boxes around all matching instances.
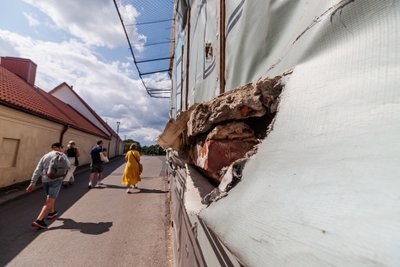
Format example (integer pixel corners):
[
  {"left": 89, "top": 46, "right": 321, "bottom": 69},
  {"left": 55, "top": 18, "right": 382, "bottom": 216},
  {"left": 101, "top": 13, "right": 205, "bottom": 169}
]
[
  {"left": 122, "top": 140, "right": 165, "bottom": 155},
  {"left": 141, "top": 144, "right": 166, "bottom": 155},
  {"left": 123, "top": 139, "right": 141, "bottom": 153}
]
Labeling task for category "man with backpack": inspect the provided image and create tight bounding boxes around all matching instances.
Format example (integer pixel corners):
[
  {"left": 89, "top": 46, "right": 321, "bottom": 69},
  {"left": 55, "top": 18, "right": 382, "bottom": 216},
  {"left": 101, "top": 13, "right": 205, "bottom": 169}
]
[{"left": 26, "top": 142, "right": 71, "bottom": 229}]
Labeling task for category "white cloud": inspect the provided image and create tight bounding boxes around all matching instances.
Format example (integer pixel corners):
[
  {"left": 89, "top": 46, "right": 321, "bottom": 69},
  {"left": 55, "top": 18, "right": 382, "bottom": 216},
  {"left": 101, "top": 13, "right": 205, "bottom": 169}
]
[
  {"left": 130, "top": 127, "right": 163, "bottom": 143},
  {"left": 0, "top": 36, "right": 19, "bottom": 56},
  {"left": 0, "top": 29, "right": 170, "bottom": 145},
  {"left": 23, "top": 0, "right": 146, "bottom": 49},
  {"left": 119, "top": 3, "right": 147, "bottom": 52},
  {"left": 111, "top": 104, "right": 130, "bottom": 115},
  {"left": 23, "top": 12, "right": 41, "bottom": 27},
  {"left": 143, "top": 72, "right": 172, "bottom": 98}
]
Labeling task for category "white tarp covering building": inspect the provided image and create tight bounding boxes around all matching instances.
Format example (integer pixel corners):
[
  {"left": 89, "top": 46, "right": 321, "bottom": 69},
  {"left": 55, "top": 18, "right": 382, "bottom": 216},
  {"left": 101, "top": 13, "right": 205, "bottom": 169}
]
[{"left": 164, "top": 0, "right": 400, "bottom": 266}]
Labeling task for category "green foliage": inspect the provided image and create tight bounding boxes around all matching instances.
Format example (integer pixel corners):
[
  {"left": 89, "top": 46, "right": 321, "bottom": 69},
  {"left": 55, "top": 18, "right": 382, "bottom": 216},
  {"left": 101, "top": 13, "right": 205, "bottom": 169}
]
[
  {"left": 122, "top": 140, "right": 165, "bottom": 155},
  {"left": 123, "top": 139, "right": 141, "bottom": 153},
  {"left": 141, "top": 144, "right": 166, "bottom": 155}
]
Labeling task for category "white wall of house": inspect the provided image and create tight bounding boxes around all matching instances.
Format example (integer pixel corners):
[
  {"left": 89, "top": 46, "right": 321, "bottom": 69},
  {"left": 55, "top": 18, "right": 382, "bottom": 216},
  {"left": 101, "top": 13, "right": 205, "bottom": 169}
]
[
  {"left": 50, "top": 84, "right": 111, "bottom": 136},
  {"left": 0, "top": 105, "right": 62, "bottom": 187},
  {"left": 50, "top": 84, "right": 124, "bottom": 158},
  {"left": 0, "top": 105, "right": 111, "bottom": 188}
]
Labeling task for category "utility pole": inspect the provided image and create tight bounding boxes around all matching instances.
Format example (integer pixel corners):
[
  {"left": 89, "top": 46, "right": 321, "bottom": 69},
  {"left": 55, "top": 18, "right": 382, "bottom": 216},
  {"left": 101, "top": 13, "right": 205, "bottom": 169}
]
[{"left": 116, "top": 121, "right": 120, "bottom": 155}]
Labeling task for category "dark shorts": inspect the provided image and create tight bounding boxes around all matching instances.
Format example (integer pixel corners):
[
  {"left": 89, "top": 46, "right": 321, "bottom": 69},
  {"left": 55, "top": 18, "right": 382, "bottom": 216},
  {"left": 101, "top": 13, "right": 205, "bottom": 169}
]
[
  {"left": 44, "top": 179, "right": 63, "bottom": 199},
  {"left": 90, "top": 162, "right": 103, "bottom": 173}
]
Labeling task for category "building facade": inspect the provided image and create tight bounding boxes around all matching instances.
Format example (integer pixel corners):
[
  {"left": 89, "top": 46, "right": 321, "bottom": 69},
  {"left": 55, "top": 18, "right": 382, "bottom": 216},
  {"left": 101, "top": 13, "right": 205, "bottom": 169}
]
[
  {"left": 160, "top": 1, "right": 400, "bottom": 266},
  {"left": 0, "top": 57, "right": 123, "bottom": 188}
]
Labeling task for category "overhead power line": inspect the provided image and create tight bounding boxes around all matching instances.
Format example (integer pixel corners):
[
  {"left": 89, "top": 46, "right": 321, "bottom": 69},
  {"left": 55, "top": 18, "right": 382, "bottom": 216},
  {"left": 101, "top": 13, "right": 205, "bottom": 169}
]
[
  {"left": 141, "top": 69, "right": 170, "bottom": 76},
  {"left": 113, "top": 0, "right": 173, "bottom": 99},
  {"left": 142, "top": 40, "right": 171, "bottom": 47},
  {"left": 126, "top": 18, "right": 172, "bottom": 26},
  {"left": 136, "top": 56, "right": 172, "bottom": 64}
]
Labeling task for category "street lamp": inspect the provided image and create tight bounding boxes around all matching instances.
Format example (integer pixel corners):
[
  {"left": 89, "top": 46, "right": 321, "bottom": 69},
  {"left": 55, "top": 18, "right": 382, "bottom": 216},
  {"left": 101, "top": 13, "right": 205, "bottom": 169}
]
[{"left": 116, "top": 121, "right": 120, "bottom": 155}]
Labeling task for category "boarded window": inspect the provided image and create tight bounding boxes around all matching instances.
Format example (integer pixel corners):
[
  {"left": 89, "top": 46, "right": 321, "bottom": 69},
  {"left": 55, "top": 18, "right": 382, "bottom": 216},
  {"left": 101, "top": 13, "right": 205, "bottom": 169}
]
[{"left": 0, "top": 138, "right": 20, "bottom": 167}]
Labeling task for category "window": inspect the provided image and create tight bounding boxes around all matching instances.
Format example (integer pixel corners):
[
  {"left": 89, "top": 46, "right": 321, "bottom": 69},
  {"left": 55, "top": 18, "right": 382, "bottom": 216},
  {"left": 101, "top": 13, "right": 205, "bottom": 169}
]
[{"left": 0, "top": 138, "right": 20, "bottom": 167}]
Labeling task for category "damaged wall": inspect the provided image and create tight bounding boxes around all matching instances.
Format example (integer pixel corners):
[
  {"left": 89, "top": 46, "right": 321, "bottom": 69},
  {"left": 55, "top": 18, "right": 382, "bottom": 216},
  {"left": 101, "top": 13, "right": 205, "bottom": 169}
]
[
  {"left": 200, "top": 0, "right": 400, "bottom": 266},
  {"left": 159, "top": 76, "right": 283, "bottom": 183},
  {"left": 165, "top": 0, "right": 400, "bottom": 266},
  {"left": 188, "top": 76, "right": 282, "bottom": 182}
]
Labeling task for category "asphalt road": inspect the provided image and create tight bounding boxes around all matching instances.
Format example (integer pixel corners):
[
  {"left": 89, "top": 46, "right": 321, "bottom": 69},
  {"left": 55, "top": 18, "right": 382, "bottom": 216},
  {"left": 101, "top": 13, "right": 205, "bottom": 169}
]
[{"left": 0, "top": 156, "right": 172, "bottom": 267}]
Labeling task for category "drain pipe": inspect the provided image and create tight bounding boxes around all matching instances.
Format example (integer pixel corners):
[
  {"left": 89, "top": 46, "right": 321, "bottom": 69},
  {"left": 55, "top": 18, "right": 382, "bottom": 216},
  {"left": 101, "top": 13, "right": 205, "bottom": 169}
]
[{"left": 59, "top": 124, "right": 70, "bottom": 146}]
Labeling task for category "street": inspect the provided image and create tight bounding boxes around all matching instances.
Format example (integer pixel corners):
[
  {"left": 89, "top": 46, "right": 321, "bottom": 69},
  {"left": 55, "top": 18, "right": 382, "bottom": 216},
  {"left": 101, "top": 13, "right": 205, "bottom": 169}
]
[{"left": 0, "top": 156, "right": 172, "bottom": 267}]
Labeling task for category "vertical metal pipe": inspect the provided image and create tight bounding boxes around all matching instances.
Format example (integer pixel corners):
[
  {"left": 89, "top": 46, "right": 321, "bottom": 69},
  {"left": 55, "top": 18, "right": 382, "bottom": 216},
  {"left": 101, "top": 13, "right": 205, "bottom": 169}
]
[
  {"left": 59, "top": 124, "right": 69, "bottom": 146},
  {"left": 185, "top": 8, "right": 191, "bottom": 110},
  {"left": 180, "top": 46, "right": 184, "bottom": 112},
  {"left": 116, "top": 121, "right": 120, "bottom": 156},
  {"left": 219, "top": 0, "right": 226, "bottom": 94}
]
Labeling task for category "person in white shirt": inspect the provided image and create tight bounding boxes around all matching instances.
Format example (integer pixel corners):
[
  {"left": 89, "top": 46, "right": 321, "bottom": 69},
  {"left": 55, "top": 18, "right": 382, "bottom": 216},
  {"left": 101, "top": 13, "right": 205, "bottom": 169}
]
[
  {"left": 26, "top": 142, "right": 71, "bottom": 229},
  {"left": 63, "top": 140, "right": 80, "bottom": 186}
]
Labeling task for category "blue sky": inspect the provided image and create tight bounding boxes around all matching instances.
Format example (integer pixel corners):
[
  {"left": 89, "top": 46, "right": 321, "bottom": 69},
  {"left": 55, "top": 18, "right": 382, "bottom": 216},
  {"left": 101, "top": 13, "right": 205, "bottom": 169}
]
[{"left": 0, "top": 0, "right": 172, "bottom": 146}]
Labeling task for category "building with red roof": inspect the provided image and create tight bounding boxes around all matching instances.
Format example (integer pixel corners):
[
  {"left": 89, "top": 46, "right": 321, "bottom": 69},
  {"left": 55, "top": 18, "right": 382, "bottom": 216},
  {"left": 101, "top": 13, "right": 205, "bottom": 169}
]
[{"left": 0, "top": 56, "right": 123, "bottom": 188}]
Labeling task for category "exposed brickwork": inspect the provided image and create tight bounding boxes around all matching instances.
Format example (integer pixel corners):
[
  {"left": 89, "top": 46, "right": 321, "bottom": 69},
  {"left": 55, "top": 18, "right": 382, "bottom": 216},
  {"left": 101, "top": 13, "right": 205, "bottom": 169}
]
[
  {"left": 206, "top": 122, "right": 255, "bottom": 141},
  {"left": 159, "top": 75, "right": 284, "bottom": 183},
  {"left": 188, "top": 76, "right": 283, "bottom": 137},
  {"left": 187, "top": 82, "right": 266, "bottom": 137},
  {"left": 194, "top": 140, "right": 258, "bottom": 182}
]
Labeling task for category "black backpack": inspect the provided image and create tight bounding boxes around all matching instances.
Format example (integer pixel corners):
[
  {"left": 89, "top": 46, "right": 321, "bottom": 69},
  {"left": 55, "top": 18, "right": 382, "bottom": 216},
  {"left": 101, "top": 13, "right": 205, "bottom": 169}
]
[{"left": 47, "top": 152, "right": 69, "bottom": 179}]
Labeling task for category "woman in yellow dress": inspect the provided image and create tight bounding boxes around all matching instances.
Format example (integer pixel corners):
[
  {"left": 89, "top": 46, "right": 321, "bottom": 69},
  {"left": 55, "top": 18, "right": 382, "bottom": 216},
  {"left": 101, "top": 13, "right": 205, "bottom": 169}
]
[{"left": 122, "top": 143, "right": 141, "bottom": 193}]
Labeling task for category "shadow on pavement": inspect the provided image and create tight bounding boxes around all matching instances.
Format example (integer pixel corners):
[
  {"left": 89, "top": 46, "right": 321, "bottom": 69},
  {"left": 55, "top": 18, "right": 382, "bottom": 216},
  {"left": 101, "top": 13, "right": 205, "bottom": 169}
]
[
  {"left": 102, "top": 184, "right": 169, "bottom": 194},
  {"left": 0, "top": 156, "right": 125, "bottom": 266},
  {"left": 137, "top": 188, "right": 169, "bottom": 194},
  {"left": 49, "top": 218, "right": 112, "bottom": 235},
  {"left": 102, "top": 184, "right": 126, "bottom": 189}
]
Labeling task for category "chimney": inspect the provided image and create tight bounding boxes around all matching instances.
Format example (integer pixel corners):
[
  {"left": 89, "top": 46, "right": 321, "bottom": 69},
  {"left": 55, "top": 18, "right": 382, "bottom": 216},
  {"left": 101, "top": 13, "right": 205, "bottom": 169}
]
[{"left": 0, "top": 57, "right": 37, "bottom": 86}]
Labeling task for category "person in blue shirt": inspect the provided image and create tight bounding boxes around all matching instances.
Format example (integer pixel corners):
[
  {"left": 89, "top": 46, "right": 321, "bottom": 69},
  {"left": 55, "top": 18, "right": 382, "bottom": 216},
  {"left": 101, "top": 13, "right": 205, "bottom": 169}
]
[{"left": 88, "top": 140, "right": 107, "bottom": 189}]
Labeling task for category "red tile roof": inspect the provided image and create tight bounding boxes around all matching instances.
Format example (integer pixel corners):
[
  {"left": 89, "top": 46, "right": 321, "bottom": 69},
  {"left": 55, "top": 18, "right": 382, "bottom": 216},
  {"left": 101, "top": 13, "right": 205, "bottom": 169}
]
[{"left": 0, "top": 65, "right": 109, "bottom": 138}]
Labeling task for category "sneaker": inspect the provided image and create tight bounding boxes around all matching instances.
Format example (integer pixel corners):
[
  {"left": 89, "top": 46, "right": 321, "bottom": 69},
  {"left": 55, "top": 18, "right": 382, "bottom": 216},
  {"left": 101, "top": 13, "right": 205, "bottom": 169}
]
[
  {"left": 126, "top": 188, "right": 131, "bottom": 194},
  {"left": 133, "top": 185, "right": 138, "bottom": 189},
  {"left": 47, "top": 211, "right": 58, "bottom": 220},
  {"left": 88, "top": 183, "right": 92, "bottom": 189},
  {"left": 98, "top": 181, "right": 104, "bottom": 186},
  {"left": 32, "top": 219, "right": 47, "bottom": 229}
]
